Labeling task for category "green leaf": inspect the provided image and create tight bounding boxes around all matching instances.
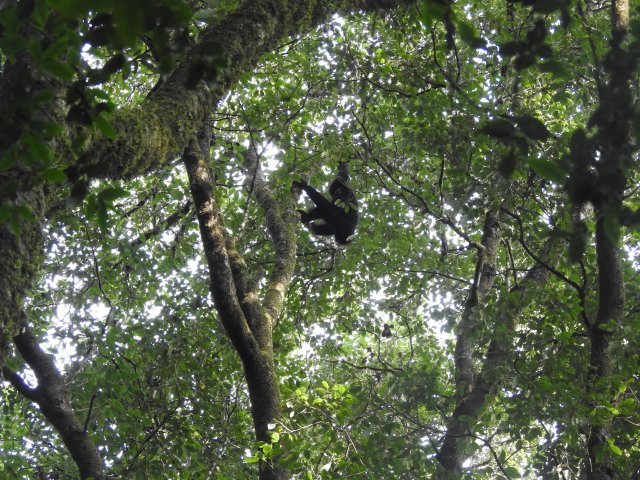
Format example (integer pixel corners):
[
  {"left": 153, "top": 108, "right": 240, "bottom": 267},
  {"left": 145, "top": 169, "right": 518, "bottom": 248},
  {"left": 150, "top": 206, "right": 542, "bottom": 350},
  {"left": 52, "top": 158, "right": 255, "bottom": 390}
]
[
  {"left": 15, "top": 205, "right": 36, "bottom": 221},
  {"left": 31, "top": 0, "right": 49, "bottom": 28},
  {"left": 8, "top": 215, "right": 21, "bottom": 237},
  {"left": 419, "top": 0, "right": 449, "bottom": 29},
  {"left": 539, "top": 60, "right": 571, "bottom": 79},
  {"left": 607, "top": 438, "right": 623, "bottom": 456},
  {"left": 94, "top": 113, "right": 117, "bottom": 140},
  {"left": 528, "top": 158, "right": 566, "bottom": 182},
  {"left": 456, "top": 19, "right": 485, "bottom": 48},
  {"left": 85, "top": 193, "right": 99, "bottom": 219},
  {"left": 0, "top": 151, "right": 16, "bottom": 170},
  {"left": 23, "top": 135, "right": 52, "bottom": 163},
  {"left": 98, "top": 186, "right": 128, "bottom": 204},
  {"left": 503, "top": 466, "right": 521, "bottom": 477},
  {"left": 113, "top": 3, "right": 143, "bottom": 46},
  {"left": 40, "top": 58, "right": 75, "bottom": 81},
  {"left": 41, "top": 167, "right": 68, "bottom": 183},
  {"left": 516, "top": 115, "right": 550, "bottom": 141}
]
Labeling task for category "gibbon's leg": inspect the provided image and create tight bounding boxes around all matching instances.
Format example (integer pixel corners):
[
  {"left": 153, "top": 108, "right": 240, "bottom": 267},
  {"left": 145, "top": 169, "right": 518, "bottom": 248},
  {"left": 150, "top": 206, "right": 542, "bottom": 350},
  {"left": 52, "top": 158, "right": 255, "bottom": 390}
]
[
  {"left": 308, "top": 222, "right": 336, "bottom": 237},
  {"left": 298, "top": 206, "right": 323, "bottom": 223}
]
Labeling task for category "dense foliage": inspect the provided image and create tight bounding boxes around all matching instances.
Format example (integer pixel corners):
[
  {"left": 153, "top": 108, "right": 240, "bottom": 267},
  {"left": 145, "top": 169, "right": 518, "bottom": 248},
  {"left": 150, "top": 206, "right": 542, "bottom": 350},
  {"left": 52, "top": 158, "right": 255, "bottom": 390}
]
[{"left": 1, "top": 0, "right": 639, "bottom": 479}]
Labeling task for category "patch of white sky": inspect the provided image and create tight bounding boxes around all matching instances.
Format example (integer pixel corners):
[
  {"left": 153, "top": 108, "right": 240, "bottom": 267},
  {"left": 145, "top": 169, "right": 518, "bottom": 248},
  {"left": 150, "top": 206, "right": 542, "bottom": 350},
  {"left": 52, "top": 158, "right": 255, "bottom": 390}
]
[
  {"left": 30, "top": 195, "right": 206, "bottom": 376},
  {"left": 81, "top": 43, "right": 99, "bottom": 66}
]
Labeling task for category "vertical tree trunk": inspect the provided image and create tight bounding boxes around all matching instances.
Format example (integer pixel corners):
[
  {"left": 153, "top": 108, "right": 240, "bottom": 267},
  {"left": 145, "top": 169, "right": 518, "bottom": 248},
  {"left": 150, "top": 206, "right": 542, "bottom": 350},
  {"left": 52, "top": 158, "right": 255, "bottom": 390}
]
[
  {"left": 586, "top": 1, "right": 629, "bottom": 477},
  {"left": 587, "top": 221, "right": 624, "bottom": 479},
  {"left": 438, "top": 261, "right": 550, "bottom": 474},
  {"left": 183, "top": 137, "right": 294, "bottom": 479}
]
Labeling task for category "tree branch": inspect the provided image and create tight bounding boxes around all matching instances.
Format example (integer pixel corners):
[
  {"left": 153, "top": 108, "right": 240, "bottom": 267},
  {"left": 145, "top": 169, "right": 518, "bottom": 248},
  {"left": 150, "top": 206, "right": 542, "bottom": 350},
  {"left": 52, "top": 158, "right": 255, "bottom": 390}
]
[
  {"left": 453, "top": 209, "right": 501, "bottom": 402},
  {"left": 183, "top": 136, "right": 289, "bottom": 479},
  {"left": 438, "top": 261, "right": 551, "bottom": 473},
  {"left": 182, "top": 138, "right": 257, "bottom": 360},
  {"left": 7, "top": 314, "right": 105, "bottom": 480},
  {"left": 243, "top": 143, "right": 299, "bottom": 335},
  {"left": 89, "top": 0, "right": 412, "bottom": 181}
]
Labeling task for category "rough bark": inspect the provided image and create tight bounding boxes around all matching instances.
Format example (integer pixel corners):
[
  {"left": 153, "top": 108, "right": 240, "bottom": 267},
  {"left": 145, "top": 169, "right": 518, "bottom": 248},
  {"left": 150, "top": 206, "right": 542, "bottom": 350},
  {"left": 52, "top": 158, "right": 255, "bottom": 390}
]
[
  {"left": 586, "top": 220, "right": 624, "bottom": 480},
  {"left": 453, "top": 209, "right": 501, "bottom": 399},
  {"left": 442, "top": 208, "right": 502, "bottom": 472},
  {"left": 0, "top": 189, "right": 46, "bottom": 367},
  {"left": 611, "top": 0, "right": 629, "bottom": 44},
  {"left": 89, "top": 0, "right": 412, "bottom": 181},
  {"left": 2, "top": 315, "right": 105, "bottom": 480},
  {"left": 0, "top": 31, "right": 66, "bottom": 365},
  {"left": 183, "top": 137, "right": 297, "bottom": 479}
]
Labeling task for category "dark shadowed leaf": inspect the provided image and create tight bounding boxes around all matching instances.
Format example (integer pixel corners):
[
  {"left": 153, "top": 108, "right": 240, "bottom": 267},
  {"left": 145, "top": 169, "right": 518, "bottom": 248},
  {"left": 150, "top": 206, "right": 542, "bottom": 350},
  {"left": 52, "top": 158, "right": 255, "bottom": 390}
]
[{"left": 516, "top": 115, "right": 550, "bottom": 140}]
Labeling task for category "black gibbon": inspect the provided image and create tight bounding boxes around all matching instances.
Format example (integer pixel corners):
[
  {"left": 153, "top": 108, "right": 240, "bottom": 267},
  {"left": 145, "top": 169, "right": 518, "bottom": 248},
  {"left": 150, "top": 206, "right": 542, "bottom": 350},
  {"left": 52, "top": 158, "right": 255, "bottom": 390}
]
[{"left": 292, "top": 162, "right": 358, "bottom": 245}]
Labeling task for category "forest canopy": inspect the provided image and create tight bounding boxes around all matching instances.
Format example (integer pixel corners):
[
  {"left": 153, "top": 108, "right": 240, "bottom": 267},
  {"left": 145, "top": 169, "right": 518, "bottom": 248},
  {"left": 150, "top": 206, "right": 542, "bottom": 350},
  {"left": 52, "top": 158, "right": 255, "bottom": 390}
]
[{"left": 1, "top": 0, "right": 639, "bottom": 479}]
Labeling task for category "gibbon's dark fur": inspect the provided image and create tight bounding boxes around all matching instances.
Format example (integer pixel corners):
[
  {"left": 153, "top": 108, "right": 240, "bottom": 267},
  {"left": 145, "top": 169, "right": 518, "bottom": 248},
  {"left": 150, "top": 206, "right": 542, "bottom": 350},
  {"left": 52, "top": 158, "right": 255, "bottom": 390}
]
[{"left": 293, "top": 162, "right": 358, "bottom": 244}]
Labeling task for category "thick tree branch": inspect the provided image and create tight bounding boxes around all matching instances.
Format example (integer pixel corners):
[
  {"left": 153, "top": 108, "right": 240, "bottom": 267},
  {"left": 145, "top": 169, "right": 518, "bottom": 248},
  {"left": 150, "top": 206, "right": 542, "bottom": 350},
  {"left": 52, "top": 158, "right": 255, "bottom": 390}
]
[
  {"left": 2, "top": 366, "right": 39, "bottom": 401},
  {"left": 183, "top": 137, "right": 288, "bottom": 480},
  {"left": 91, "top": 0, "right": 411, "bottom": 181},
  {"left": 0, "top": 34, "right": 61, "bottom": 364},
  {"left": 453, "top": 209, "right": 501, "bottom": 400},
  {"left": 586, "top": 1, "right": 629, "bottom": 477},
  {"left": 183, "top": 138, "right": 257, "bottom": 359}
]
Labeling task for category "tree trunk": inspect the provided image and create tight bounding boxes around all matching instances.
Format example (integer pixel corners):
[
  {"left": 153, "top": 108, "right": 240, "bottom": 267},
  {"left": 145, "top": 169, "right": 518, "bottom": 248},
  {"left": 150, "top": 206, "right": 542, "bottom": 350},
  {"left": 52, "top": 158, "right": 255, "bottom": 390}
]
[
  {"left": 585, "top": 0, "right": 629, "bottom": 477},
  {"left": 184, "top": 137, "right": 294, "bottom": 478},
  {"left": 438, "top": 261, "right": 550, "bottom": 474}
]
